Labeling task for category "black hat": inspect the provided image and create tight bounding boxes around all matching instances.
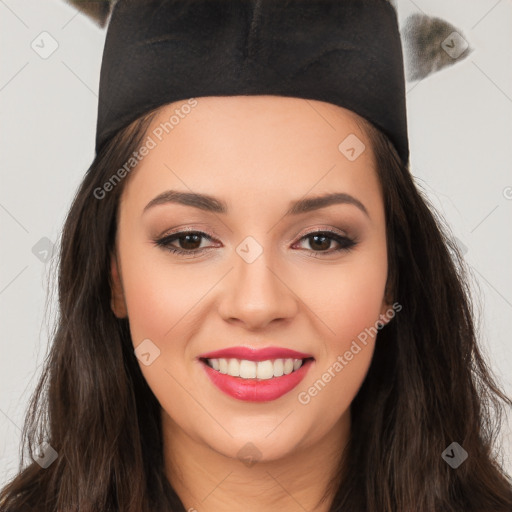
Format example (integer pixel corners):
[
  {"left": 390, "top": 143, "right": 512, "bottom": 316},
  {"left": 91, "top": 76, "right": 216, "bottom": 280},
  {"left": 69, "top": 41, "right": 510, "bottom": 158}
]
[{"left": 95, "top": 0, "right": 409, "bottom": 166}]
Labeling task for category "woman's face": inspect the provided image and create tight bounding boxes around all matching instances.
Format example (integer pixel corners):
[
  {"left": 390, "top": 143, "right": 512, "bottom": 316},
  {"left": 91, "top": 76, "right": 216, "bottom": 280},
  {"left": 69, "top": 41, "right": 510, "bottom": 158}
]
[{"left": 111, "top": 95, "right": 391, "bottom": 462}]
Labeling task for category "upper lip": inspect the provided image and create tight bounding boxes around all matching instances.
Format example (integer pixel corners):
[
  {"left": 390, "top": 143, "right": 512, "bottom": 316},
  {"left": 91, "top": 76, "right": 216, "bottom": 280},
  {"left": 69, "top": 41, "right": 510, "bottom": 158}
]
[{"left": 198, "top": 346, "right": 313, "bottom": 362}]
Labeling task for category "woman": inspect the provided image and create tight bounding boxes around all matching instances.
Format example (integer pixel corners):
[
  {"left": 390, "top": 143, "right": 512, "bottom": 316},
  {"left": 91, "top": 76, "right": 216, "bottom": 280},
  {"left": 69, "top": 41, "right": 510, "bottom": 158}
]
[{"left": 1, "top": 0, "right": 511, "bottom": 511}]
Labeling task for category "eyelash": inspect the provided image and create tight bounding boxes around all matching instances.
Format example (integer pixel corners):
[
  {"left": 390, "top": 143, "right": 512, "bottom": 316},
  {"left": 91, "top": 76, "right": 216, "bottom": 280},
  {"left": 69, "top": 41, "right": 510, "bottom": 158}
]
[{"left": 153, "top": 228, "right": 357, "bottom": 258}]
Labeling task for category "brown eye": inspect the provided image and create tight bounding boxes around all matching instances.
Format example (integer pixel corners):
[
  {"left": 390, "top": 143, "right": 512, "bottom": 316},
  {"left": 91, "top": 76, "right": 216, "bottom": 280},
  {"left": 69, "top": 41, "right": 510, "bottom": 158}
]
[
  {"left": 153, "top": 229, "right": 357, "bottom": 258},
  {"left": 295, "top": 231, "right": 356, "bottom": 256},
  {"left": 307, "top": 234, "right": 332, "bottom": 251},
  {"left": 174, "top": 233, "right": 203, "bottom": 251},
  {"left": 154, "top": 231, "right": 215, "bottom": 256}
]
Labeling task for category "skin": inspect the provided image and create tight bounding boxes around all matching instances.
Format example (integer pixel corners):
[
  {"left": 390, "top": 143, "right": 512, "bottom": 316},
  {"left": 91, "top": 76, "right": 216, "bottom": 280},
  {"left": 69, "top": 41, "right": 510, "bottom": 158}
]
[{"left": 110, "top": 95, "right": 392, "bottom": 512}]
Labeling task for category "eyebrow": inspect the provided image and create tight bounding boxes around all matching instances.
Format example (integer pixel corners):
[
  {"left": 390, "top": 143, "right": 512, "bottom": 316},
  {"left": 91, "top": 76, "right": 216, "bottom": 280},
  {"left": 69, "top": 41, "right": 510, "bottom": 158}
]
[{"left": 143, "top": 190, "right": 369, "bottom": 218}]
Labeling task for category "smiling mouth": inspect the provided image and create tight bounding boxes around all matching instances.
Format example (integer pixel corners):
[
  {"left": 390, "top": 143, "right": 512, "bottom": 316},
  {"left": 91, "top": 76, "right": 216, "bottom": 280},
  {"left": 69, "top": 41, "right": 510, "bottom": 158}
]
[{"left": 200, "top": 357, "right": 314, "bottom": 380}]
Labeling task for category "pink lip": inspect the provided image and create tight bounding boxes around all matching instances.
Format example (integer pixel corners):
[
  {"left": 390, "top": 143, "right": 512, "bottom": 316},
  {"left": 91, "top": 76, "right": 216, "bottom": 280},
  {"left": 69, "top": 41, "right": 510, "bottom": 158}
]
[
  {"left": 198, "top": 346, "right": 315, "bottom": 402},
  {"left": 198, "top": 346, "right": 313, "bottom": 362},
  {"left": 200, "top": 358, "right": 314, "bottom": 402}
]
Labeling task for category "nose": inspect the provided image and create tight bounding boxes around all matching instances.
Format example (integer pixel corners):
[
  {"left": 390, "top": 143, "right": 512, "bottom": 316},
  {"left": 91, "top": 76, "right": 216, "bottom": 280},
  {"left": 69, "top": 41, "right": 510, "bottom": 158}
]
[{"left": 217, "top": 249, "right": 299, "bottom": 331}]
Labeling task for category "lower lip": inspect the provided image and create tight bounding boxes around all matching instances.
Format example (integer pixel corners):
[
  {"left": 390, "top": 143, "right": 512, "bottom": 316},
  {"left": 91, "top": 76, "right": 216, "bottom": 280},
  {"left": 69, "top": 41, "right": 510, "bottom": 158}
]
[{"left": 200, "top": 359, "right": 314, "bottom": 402}]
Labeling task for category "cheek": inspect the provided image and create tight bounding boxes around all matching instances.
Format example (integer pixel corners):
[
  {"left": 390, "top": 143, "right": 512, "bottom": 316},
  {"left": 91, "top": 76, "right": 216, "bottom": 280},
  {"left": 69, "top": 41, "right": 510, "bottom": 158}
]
[
  {"left": 293, "top": 244, "right": 387, "bottom": 418},
  {"left": 117, "top": 246, "right": 210, "bottom": 432},
  {"left": 117, "top": 240, "right": 221, "bottom": 412},
  {"left": 304, "top": 243, "right": 388, "bottom": 348},
  {"left": 119, "top": 242, "right": 210, "bottom": 345}
]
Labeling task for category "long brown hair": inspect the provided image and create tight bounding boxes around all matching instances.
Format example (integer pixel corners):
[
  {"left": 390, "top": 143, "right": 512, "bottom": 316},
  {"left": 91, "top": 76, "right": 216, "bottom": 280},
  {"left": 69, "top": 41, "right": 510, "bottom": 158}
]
[{"left": 1, "top": 107, "right": 511, "bottom": 511}]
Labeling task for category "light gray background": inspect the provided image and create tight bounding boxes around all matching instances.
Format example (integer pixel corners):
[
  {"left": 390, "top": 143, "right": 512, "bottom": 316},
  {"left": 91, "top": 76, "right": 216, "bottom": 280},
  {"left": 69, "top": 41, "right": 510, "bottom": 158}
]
[{"left": 1, "top": 0, "right": 511, "bottom": 488}]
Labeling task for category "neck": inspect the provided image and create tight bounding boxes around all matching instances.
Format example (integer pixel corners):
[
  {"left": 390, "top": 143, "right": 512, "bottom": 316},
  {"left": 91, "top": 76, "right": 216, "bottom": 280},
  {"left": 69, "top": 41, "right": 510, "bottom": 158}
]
[{"left": 162, "top": 410, "right": 350, "bottom": 512}]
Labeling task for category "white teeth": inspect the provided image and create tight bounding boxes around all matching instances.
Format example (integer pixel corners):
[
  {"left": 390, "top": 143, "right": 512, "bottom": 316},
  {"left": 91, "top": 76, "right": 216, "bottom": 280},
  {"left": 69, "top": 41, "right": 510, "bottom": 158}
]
[
  {"left": 283, "top": 358, "right": 294, "bottom": 375},
  {"left": 273, "top": 359, "right": 284, "bottom": 377},
  {"left": 219, "top": 358, "right": 228, "bottom": 374},
  {"left": 239, "top": 360, "right": 257, "bottom": 378},
  {"left": 227, "top": 358, "right": 240, "bottom": 377},
  {"left": 256, "top": 360, "right": 274, "bottom": 380},
  {"left": 206, "top": 357, "right": 305, "bottom": 379}
]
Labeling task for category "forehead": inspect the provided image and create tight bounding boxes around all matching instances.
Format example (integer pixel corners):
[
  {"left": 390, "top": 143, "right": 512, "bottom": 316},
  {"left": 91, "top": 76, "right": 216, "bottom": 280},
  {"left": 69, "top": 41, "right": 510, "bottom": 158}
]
[{"left": 121, "top": 95, "right": 380, "bottom": 216}]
